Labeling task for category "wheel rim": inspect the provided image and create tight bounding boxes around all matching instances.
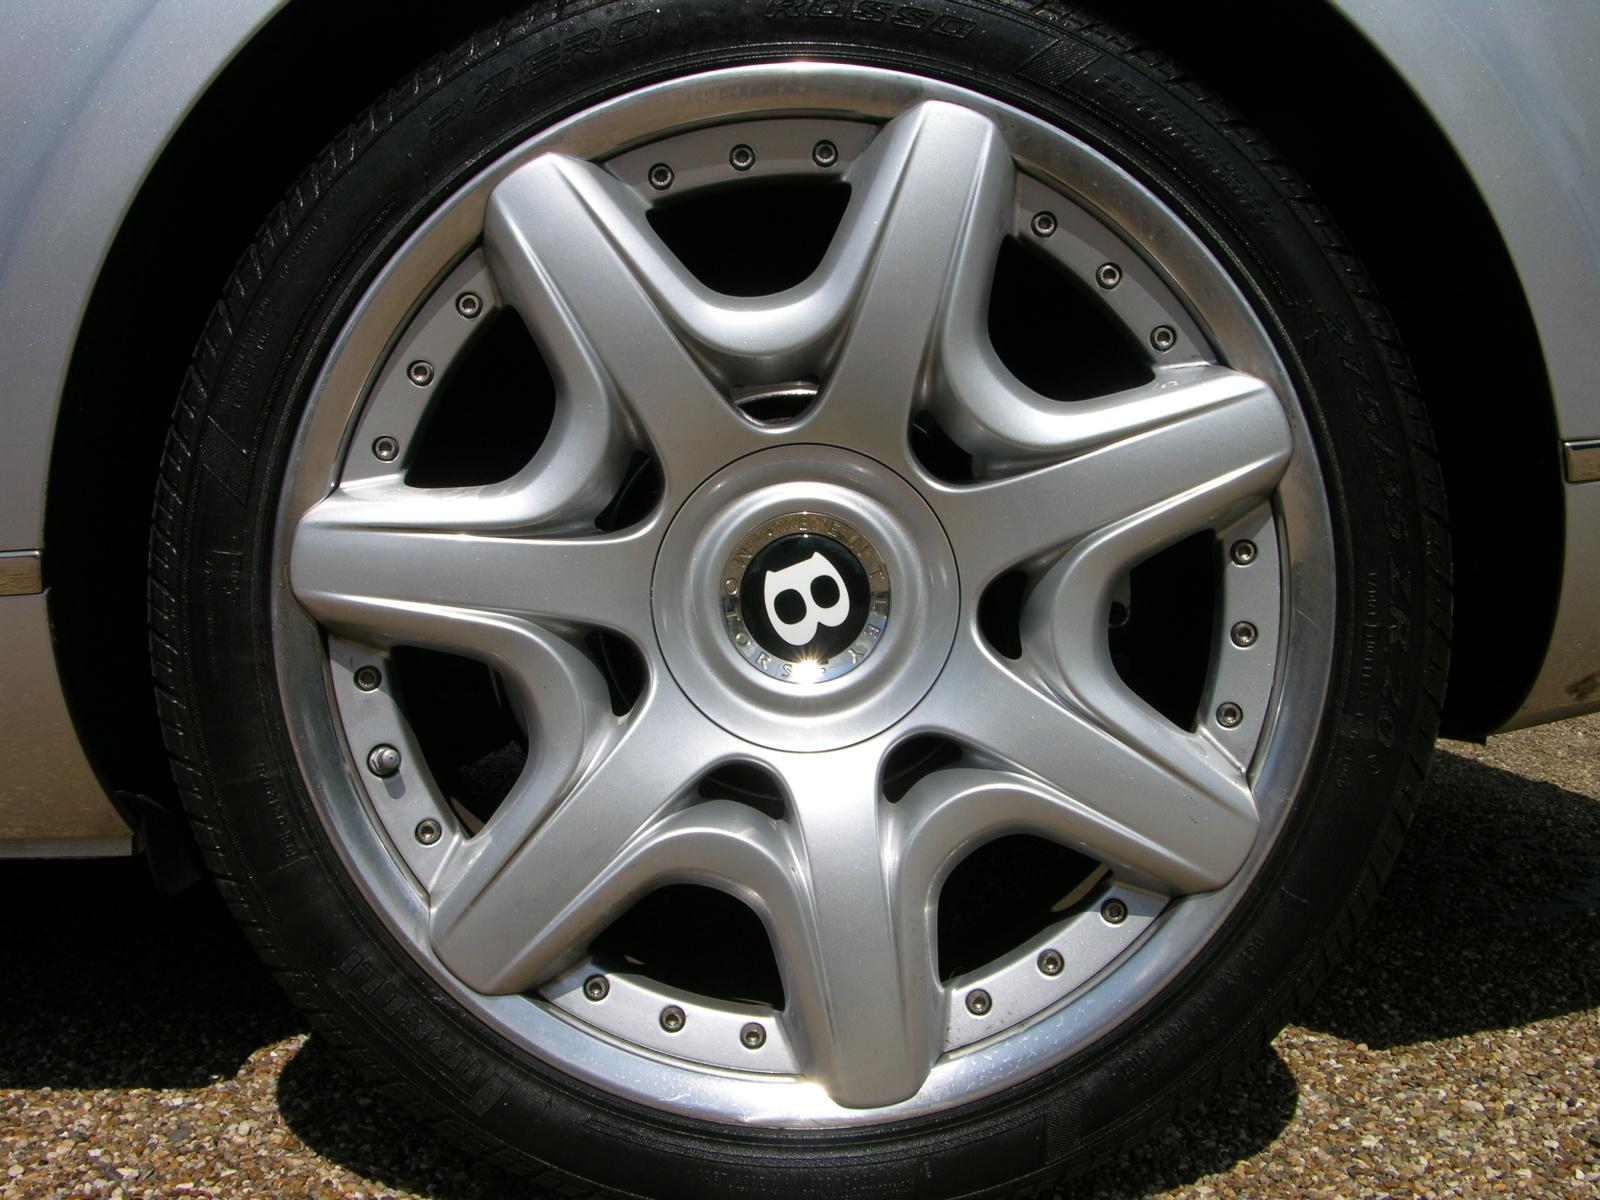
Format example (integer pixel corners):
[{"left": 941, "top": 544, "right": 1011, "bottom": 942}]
[{"left": 273, "top": 64, "right": 1334, "bottom": 1124}]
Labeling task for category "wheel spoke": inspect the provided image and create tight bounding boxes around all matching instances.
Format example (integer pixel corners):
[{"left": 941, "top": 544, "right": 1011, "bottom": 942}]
[
  {"left": 290, "top": 486, "right": 657, "bottom": 649},
  {"left": 485, "top": 154, "right": 763, "bottom": 494},
  {"left": 1023, "top": 490, "right": 1273, "bottom": 790},
  {"left": 768, "top": 748, "right": 940, "bottom": 1108},
  {"left": 891, "top": 766, "right": 1121, "bottom": 915},
  {"left": 935, "top": 365, "right": 1293, "bottom": 582},
  {"left": 802, "top": 101, "right": 1014, "bottom": 458},
  {"left": 914, "top": 639, "right": 1258, "bottom": 893},
  {"left": 428, "top": 684, "right": 730, "bottom": 994}
]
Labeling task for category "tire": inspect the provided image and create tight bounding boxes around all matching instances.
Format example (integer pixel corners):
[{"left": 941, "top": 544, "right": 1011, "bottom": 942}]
[{"left": 149, "top": 3, "right": 1449, "bottom": 1196}]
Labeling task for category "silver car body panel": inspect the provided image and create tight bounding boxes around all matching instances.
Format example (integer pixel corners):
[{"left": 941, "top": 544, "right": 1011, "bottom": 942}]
[
  {"left": 0, "top": 595, "right": 130, "bottom": 850},
  {"left": 1327, "top": 0, "right": 1600, "bottom": 725},
  {"left": 0, "top": 0, "right": 1595, "bottom": 843},
  {"left": 0, "top": 0, "right": 282, "bottom": 849}
]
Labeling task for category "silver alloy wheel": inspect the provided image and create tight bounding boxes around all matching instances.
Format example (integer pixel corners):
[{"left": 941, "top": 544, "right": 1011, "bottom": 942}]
[{"left": 274, "top": 65, "right": 1334, "bottom": 1124}]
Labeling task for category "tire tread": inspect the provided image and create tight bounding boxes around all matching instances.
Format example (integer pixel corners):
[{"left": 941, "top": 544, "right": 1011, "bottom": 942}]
[{"left": 147, "top": 4, "right": 1452, "bottom": 1196}]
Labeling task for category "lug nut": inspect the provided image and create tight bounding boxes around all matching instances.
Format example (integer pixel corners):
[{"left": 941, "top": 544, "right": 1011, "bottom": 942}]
[
  {"left": 812, "top": 139, "right": 839, "bottom": 168},
  {"left": 371, "top": 435, "right": 399, "bottom": 462},
  {"left": 1230, "top": 539, "right": 1258, "bottom": 566},
  {"left": 456, "top": 292, "right": 482, "bottom": 319},
  {"left": 659, "top": 1005, "right": 686, "bottom": 1033},
  {"left": 407, "top": 360, "right": 435, "bottom": 386},
  {"left": 965, "top": 989, "right": 993, "bottom": 1016},
  {"left": 414, "top": 818, "right": 442, "bottom": 846},
  {"left": 583, "top": 974, "right": 609, "bottom": 1002},
  {"left": 366, "top": 744, "right": 401, "bottom": 778},
  {"left": 1096, "top": 262, "right": 1123, "bottom": 289},
  {"left": 740, "top": 1022, "right": 767, "bottom": 1050},
  {"left": 729, "top": 144, "right": 756, "bottom": 171},
  {"left": 1150, "top": 325, "right": 1177, "bottom": 352},
  {"left": 1037, "top": 948, "right": 1064, "bottom": 977},
  {"left": 353, "top": 665, "right": 382, "bottom": 692},
  {"left": 1231, "top": 622, "right": 1258, "bottom": 648},
  {"left": 648, "top": 162, "right": 674, "bottom": 191},
  {"left": 1031, "top": 211, "right": 1058, "bottom": 238},
  {"left": 1101, "top": 898, "right": 1129, "bottom": 925},
  {"left": 1216, "top": 702, "right": 1244, "bottom": 728}
]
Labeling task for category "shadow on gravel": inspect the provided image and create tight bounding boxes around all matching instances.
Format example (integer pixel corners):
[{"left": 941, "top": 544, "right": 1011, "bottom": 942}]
[
  {"left": 1067, "top": 1050, "right": 1298, "bottom": 1200},
  {"left": 0, "top": 857, "right": 303, "bottom": 1090},
  {"left": 273, "top": 1036, "right": 1295, "bottom": 1200},
  {"left": 4, "top": 743, "right": 1596, "bottom": 1198},
  {"left": 277, "top": 1038, "right": 525, "bottom": 1200},
  {"left": 1299, "top": 747, "right": 1600, "bottom": 1049}
]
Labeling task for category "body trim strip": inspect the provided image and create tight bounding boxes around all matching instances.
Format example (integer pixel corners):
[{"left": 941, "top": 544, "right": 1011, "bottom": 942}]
[
  {"left": 0, "top": 835, "right": 132, "bottom": 859},
  {"left": 0, "top": 550, "right": 43, "bottom": 596},
  {"left": 1564, "top": 439, "right": 1600, "bottom": 483}
]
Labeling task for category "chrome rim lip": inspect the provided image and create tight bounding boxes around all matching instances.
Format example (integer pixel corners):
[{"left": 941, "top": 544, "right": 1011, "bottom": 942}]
[{"left": 270, "top": 63, "right": 1335, "bottom": 1127}]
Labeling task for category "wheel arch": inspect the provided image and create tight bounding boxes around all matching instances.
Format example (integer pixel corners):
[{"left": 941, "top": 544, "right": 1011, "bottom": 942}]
[
  {"left": 44, "top": 0, "right": 1554, "bottom": 808},
  {"left": 41, "top": 0, "right": 530, "bottom": 811},
  {"left": 1103, "top": 0, "right": 1563, "bottom": 741}
]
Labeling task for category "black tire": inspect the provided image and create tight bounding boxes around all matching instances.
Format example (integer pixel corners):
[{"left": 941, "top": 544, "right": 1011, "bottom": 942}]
[{"left": 149, "top": 3, "right": 1450, "bottom": 1196}]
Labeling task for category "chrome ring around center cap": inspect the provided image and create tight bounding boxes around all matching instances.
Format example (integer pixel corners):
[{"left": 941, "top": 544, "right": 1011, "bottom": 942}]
[
  {"left": 653, "top": 445, "right": 958, "bottom": 753},
  {"left": 723, "top": 514, "right": 890, "bottom": 684}
]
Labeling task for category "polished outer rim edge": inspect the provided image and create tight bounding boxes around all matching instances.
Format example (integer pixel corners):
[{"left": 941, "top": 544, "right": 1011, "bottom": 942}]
[{"left": 270, "top": 63, "right": 1335, "bottom": 1128}]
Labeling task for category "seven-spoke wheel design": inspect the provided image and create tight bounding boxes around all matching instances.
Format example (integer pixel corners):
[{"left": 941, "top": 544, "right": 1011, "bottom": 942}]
[{"left": 276, "top": 68, "right": 1333, "bottom": 1124}]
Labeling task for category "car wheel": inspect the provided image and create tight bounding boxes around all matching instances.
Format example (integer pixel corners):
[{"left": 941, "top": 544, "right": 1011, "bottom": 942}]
[{"left": 149, "top": 3, "right": 1449, "bottom": 1195}]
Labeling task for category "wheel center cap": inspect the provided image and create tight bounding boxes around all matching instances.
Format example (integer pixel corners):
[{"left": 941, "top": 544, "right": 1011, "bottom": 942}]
[
  {"left": 724, "top": 515, "right": 889, "bottom": 683},
  {"left": 652, "top": 445, "right": 958, "bottom": 753}
]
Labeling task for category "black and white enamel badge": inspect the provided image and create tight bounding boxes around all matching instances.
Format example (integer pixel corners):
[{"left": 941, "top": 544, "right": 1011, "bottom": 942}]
[{"left": 723, "top": 513, "right": 890, "bottom": 683}]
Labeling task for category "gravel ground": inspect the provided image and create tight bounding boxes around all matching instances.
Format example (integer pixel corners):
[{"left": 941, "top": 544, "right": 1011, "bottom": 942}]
[{"left": 3, "top": 716, "right": 1597, "bottom": 1199}]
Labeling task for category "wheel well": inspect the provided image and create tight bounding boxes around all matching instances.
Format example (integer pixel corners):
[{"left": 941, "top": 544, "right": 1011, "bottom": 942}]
[
  {"left": 43, "top": 0, "right": 530, "bottom": 809},
  {"left": 45, "top": 0, "right": 1556, "bottom": 806},
  {"left": 1101, "top": 0, "right": 1561, "bottom": 739}
]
